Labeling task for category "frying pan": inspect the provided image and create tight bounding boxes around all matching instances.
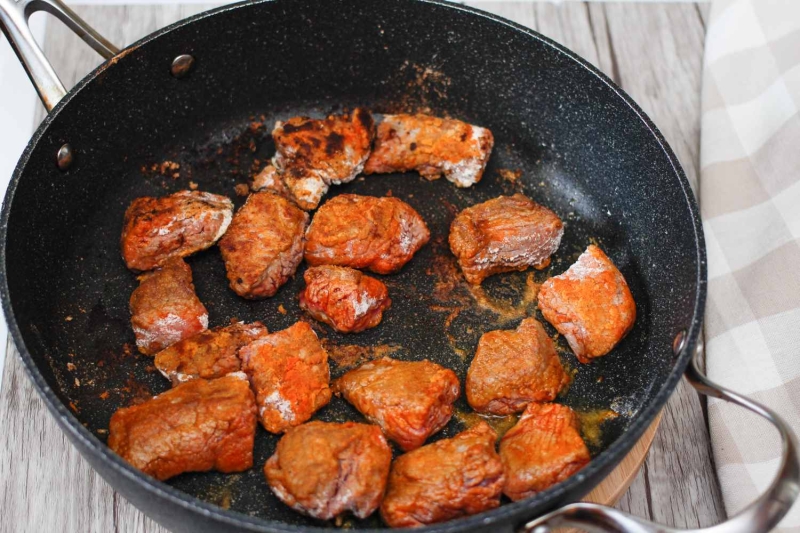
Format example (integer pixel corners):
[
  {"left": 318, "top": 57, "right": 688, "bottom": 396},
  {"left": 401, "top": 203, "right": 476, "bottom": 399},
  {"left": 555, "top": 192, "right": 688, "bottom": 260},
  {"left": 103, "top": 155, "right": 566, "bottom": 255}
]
[{"left": 1, "top": 0, "right": 797, "bottom": 532}]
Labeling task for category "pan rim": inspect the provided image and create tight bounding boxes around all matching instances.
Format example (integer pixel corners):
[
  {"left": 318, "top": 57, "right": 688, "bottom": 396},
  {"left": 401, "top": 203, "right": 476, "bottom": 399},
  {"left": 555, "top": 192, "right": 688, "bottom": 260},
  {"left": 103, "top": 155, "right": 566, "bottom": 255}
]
[{"left": 0, "top": 0, "right": 707, "bottom": 531}]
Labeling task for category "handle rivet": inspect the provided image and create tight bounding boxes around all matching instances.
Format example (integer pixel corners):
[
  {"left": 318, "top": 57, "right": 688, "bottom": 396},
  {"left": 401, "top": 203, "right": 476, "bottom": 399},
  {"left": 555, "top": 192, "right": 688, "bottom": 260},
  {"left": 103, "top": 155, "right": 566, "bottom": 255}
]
[
  {"left": 673, "top": 330, "right": 687, "bottom": 356},
  {"left": 57, "top": 143, "right": 73, "bottom": 171},
  {"left": 171, "top": 54, "right": 195, "bottom": 78}
]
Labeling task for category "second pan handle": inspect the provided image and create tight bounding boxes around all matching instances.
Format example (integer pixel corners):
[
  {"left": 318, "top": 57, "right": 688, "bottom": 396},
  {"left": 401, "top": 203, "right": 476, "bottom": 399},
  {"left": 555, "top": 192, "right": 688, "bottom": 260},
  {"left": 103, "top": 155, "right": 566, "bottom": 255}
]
[
  {"left": 520, "top": 342, "right": 800, "bottom": 533},
  {"left": 0, "top": 0, "right": 118, "bottom": 112}
]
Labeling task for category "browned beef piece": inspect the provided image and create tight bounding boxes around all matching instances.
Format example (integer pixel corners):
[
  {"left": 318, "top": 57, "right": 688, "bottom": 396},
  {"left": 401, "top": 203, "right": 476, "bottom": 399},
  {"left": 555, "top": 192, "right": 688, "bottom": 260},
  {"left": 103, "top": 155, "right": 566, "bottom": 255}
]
[
  {"left": 129, "top": 257, "right": 208, "bottom": 355},
  {"left": 239, "top": 321, "right": 331, "bottom": 433},
  {"left": 304, "top": 194, "right": 429, "bottom": 275},
  {"left": 333, "top": 357, "right": 459, "bottom": 451},
  {"left": 264, "top": 421, "right": 392, "bottom": 520},
  {"left": 499, "top": 403, "right": 590, "bottom": 501},
  {"left": 380, "top": 422, "right": 504, "bottom": 527},
  {"left": 108, "top": 374, "right": 257, "bottom": 481},
  {"left": 219, "top": 191, "right": 309, "bottom": 299},
  {"left": 121, "top": 190, "right": 232, "bottom": 272},
  {"left": 538, "top": 244, "right": 636, "bottom": 363},
  {"left": 154, "top": 321, "right": 268, "bottom": 385},
  {"left": 449, "top": 194, "right": 563, "bottom": 284}
]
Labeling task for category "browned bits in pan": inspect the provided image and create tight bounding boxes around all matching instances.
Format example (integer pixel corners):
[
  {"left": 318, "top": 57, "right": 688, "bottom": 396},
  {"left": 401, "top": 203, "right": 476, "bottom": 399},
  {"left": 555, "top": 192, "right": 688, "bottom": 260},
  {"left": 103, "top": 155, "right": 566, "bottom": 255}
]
[
  {"left": 129, "top": 257, "right": 208, "bottom": 355},
  {"left": 264, "top": 421, "right": 392, "bottom": 520},
  {"left": 239, "top": 321, "right": 331, "bottom": 433},
  {"left": 466, "top": 317, "right": 570, "bottom": 415},
  {"left": 153, "top": 321, "right": 268, "bottom": 386},
  {"left": 304, "top": 194, "right": 430, "bottom": 275},
  {"left": 380, "top": 422, "right": 504, "bottom": 528},
  {"left": 499, "top": 403, "right": 590, "bottom": 501},
  {"left": 333, "top": 357, "right": 459, "bottom": 451},
  {"left": 538, "top": 245, "right": 636, "bottom": 363},
  {"left": 218, "top": 191, "right": 309, "bottom": 299},
  {"left": 107, "top": 374, "right": 257, "bottom": 481},
  {"left": 449, "top": 193, "right": 564, "bottom": 285},
  {"left": 299, "top": 265, "right": 391, "bottom": 333},
  {"left": 120, "top": 190, "right": 233, "bottom": 272}
]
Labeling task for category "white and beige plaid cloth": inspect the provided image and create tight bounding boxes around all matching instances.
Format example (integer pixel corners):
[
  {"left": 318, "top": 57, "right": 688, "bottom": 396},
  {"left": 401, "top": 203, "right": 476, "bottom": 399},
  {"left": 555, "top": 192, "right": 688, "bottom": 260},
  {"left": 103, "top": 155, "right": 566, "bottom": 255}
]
[{"left": 702, "top": 0, "right": 800, "bottom": 530}]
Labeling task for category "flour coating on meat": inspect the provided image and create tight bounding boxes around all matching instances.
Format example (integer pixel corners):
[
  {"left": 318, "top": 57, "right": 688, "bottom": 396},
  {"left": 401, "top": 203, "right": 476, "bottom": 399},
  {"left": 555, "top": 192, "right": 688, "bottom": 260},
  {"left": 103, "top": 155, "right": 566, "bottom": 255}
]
[
  {"left": 271, "top": 109, "right": 375, "bottom": 210},
  {"left": 264, "top": 421, "right": 392, "bottom": 520},
  {"left": 304, "top": 194, "right": 430, "bottom": 275},
  {"left": 219, "top": 192, "right": 309, "bottom": 299},
  {"left": 299, "top": 265, "right": 391, "bottom": 333},
  {"left": 129, "top": 258, "right": 208, "bottom": 355},
  {"left": 449, "top": 194, "right": 563, "bottom": 284},
  {"left": 239, "top": 322, "right": 331, "bottom": 433},
  {"left": 121, "top": 190, "right": 233, "bottom": 271},
  {"left": 363, "top": 114, "right": 493, "bottom": 188},
  {"left": 538, "top": 245, "right": 636, "bottom": 363}
]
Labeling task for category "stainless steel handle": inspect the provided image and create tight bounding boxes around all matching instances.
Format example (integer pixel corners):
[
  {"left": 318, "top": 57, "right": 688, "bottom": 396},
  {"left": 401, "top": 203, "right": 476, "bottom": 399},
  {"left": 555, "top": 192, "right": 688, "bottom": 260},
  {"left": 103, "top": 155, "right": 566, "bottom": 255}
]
[
  {"left": 522, "top": 342, "right": 800, "bottom": 533},
  {"left": 0, "top": 0, "right": 118, "bottom": 111}
]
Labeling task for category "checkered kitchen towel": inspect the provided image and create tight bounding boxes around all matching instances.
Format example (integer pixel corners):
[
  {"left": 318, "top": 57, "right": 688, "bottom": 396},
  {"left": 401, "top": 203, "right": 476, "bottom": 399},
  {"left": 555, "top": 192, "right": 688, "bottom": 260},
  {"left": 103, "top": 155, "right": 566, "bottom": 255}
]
[{"left": 702, "top": 0, "right": 800, "bottom": 530}]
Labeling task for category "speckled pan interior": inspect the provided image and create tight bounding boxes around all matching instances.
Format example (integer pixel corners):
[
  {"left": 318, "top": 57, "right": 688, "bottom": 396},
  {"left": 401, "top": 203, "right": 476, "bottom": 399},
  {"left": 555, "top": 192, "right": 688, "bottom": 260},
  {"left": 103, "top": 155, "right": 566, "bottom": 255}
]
[{"left": 0, "top": 1, "right": 705, "bottom": 532}]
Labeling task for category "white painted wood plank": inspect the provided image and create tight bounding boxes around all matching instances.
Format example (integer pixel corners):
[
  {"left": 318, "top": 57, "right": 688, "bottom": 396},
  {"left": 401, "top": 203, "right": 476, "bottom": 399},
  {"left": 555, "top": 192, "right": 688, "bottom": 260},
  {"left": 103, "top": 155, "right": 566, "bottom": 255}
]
[{"left": 0, "top": 3, "right": 720, "bottom": 531}]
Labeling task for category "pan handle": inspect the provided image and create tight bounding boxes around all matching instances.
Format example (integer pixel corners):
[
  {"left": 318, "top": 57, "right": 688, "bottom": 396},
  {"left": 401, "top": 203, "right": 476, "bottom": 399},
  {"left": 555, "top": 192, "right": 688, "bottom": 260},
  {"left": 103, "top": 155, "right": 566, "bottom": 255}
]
[
  {"left": 520, "top": 341, "right": 800, "bottom": 533},
  {"left": 0, "top": 0, "right": 118, "bottom": 111}
]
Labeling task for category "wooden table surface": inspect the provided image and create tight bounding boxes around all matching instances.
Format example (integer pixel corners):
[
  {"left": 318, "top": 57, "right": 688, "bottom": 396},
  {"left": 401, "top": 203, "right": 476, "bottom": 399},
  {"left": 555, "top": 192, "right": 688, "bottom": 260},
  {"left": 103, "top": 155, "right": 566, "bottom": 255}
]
[{"left": 0, "top": 3, "right": 725, "bottom": 532}]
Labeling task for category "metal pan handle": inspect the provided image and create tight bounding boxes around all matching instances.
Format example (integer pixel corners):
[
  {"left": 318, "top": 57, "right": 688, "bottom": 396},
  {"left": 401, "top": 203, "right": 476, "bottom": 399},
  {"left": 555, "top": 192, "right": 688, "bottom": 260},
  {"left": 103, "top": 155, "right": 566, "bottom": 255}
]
[
  {"left": 0, "top": 0, "right": 118, "bottom": 111},
  {"left": 520, "top": 342, "right": 800, "bottom": 533}
]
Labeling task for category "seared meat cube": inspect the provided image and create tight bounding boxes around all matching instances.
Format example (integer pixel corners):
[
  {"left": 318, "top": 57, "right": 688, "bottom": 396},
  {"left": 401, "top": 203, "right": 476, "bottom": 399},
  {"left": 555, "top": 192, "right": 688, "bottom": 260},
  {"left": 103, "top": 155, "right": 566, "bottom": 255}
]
[
  {"left": 299, "top": 265, "right": 391, "bottom": 333},
  {"left": 304, "top": 194, "right": 430, "bottom": 275},
  {"left": 121, "top": 190, "right": 233, "bottom": 272},
  {"left": 333, "top": 357, "right": 459, "bottom": 451},
  {"left": 466, "top": 318, "right": 569, "bottom": 415},
  {"left": 272, "top": 109, "right": 375, "bottom": 210},
  {"left": 449, "top": 194, "right": 563, "bottom": 285},
  {"left": 129, "top": 257, "right": 208, "bottom": 355},
  {"left": 250, "top": 164, "right": 290, "bottom": 198},
  {"left": 364, "top": 114, "right": 494, "bottom": 187},
  {"left": 264, "top": 421, "right": 392, "bottom": 520},
  {"left": 380, "top": 422, "right": 504, "bottom": 528},
  {"left": 538, "top": 245, "right": 636, "bottom": 363},
  {"left": 239, "top": 321, "right": 331, "bottom": 433},
  {"left": 154, "top": 321, "right": 269, "bottom": 386},
  {"left": 219, "top": 192, "right": 309, "bottom": 299},
  {"left": 499, "top": 403, "right": 590, "bottom": 501},
  {"left": 108, "top": 373, "right": 257, "bottom": 481}
]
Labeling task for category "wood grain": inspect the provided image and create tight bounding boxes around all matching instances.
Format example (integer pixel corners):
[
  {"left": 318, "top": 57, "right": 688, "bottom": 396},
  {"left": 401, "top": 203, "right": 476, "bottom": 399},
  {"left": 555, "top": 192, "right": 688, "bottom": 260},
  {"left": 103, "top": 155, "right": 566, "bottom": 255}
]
[
  {"left": 582, "top": 413, "right": 663, "bottom": 507},
  {"left": 2, "top": 3, "right": 720, "bottom": 532}
]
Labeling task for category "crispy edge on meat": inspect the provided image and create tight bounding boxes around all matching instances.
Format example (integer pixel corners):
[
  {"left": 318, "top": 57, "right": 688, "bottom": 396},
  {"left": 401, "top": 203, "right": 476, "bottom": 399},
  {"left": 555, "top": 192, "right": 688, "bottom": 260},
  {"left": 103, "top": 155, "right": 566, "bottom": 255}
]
[
  {"left": 107, "top": 373, "right": 257, "bottom": 481},
  {"left": 449, "top": 194, "right": 564, "bottom": 285},
  {"left": 499, "top": 403, "right": 590, "bottom": 501},
  {"left": 121, "top": 190, "right": 233, "bottom": 271},
  {"left": 466, "top": 317, "right": 570, "bottom": 415},
  {"left": 538, "top": 245, "right": 636, "bottom": 363},
  {"left": 332, "top": 357, "right": 460, "bottom": 451},
  {"left": 218, "top": 191, "right": 309, "bottom": 299},
  {"left": 250, "top": 164, "right": 291, "bottom": 198},
  {"left": 304, "top": 194, "right": 430, "bottom": 275},
  {"left": 264, "top": 421, "right": 392, "bottom": 520},
  {"left": 129, "top": 257, "right": 209, "bottom": 355},
  {"left": 239, "top": 321, "right": 332, "bottom": 433},
  {"left": 154, "top": 321, "right": 269, "bottom": 385},
  {"left": 299, "top": 265, "right": 391, "bottom": 333},
  {"left": 363, "top": 113, "right": 494, "bottom": 187},
  {"left": 379, "top": 422, "right": 504, "bottom": 528},
  {"left": 272, "top": 109, "right": 376, "bottom": 210}
]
